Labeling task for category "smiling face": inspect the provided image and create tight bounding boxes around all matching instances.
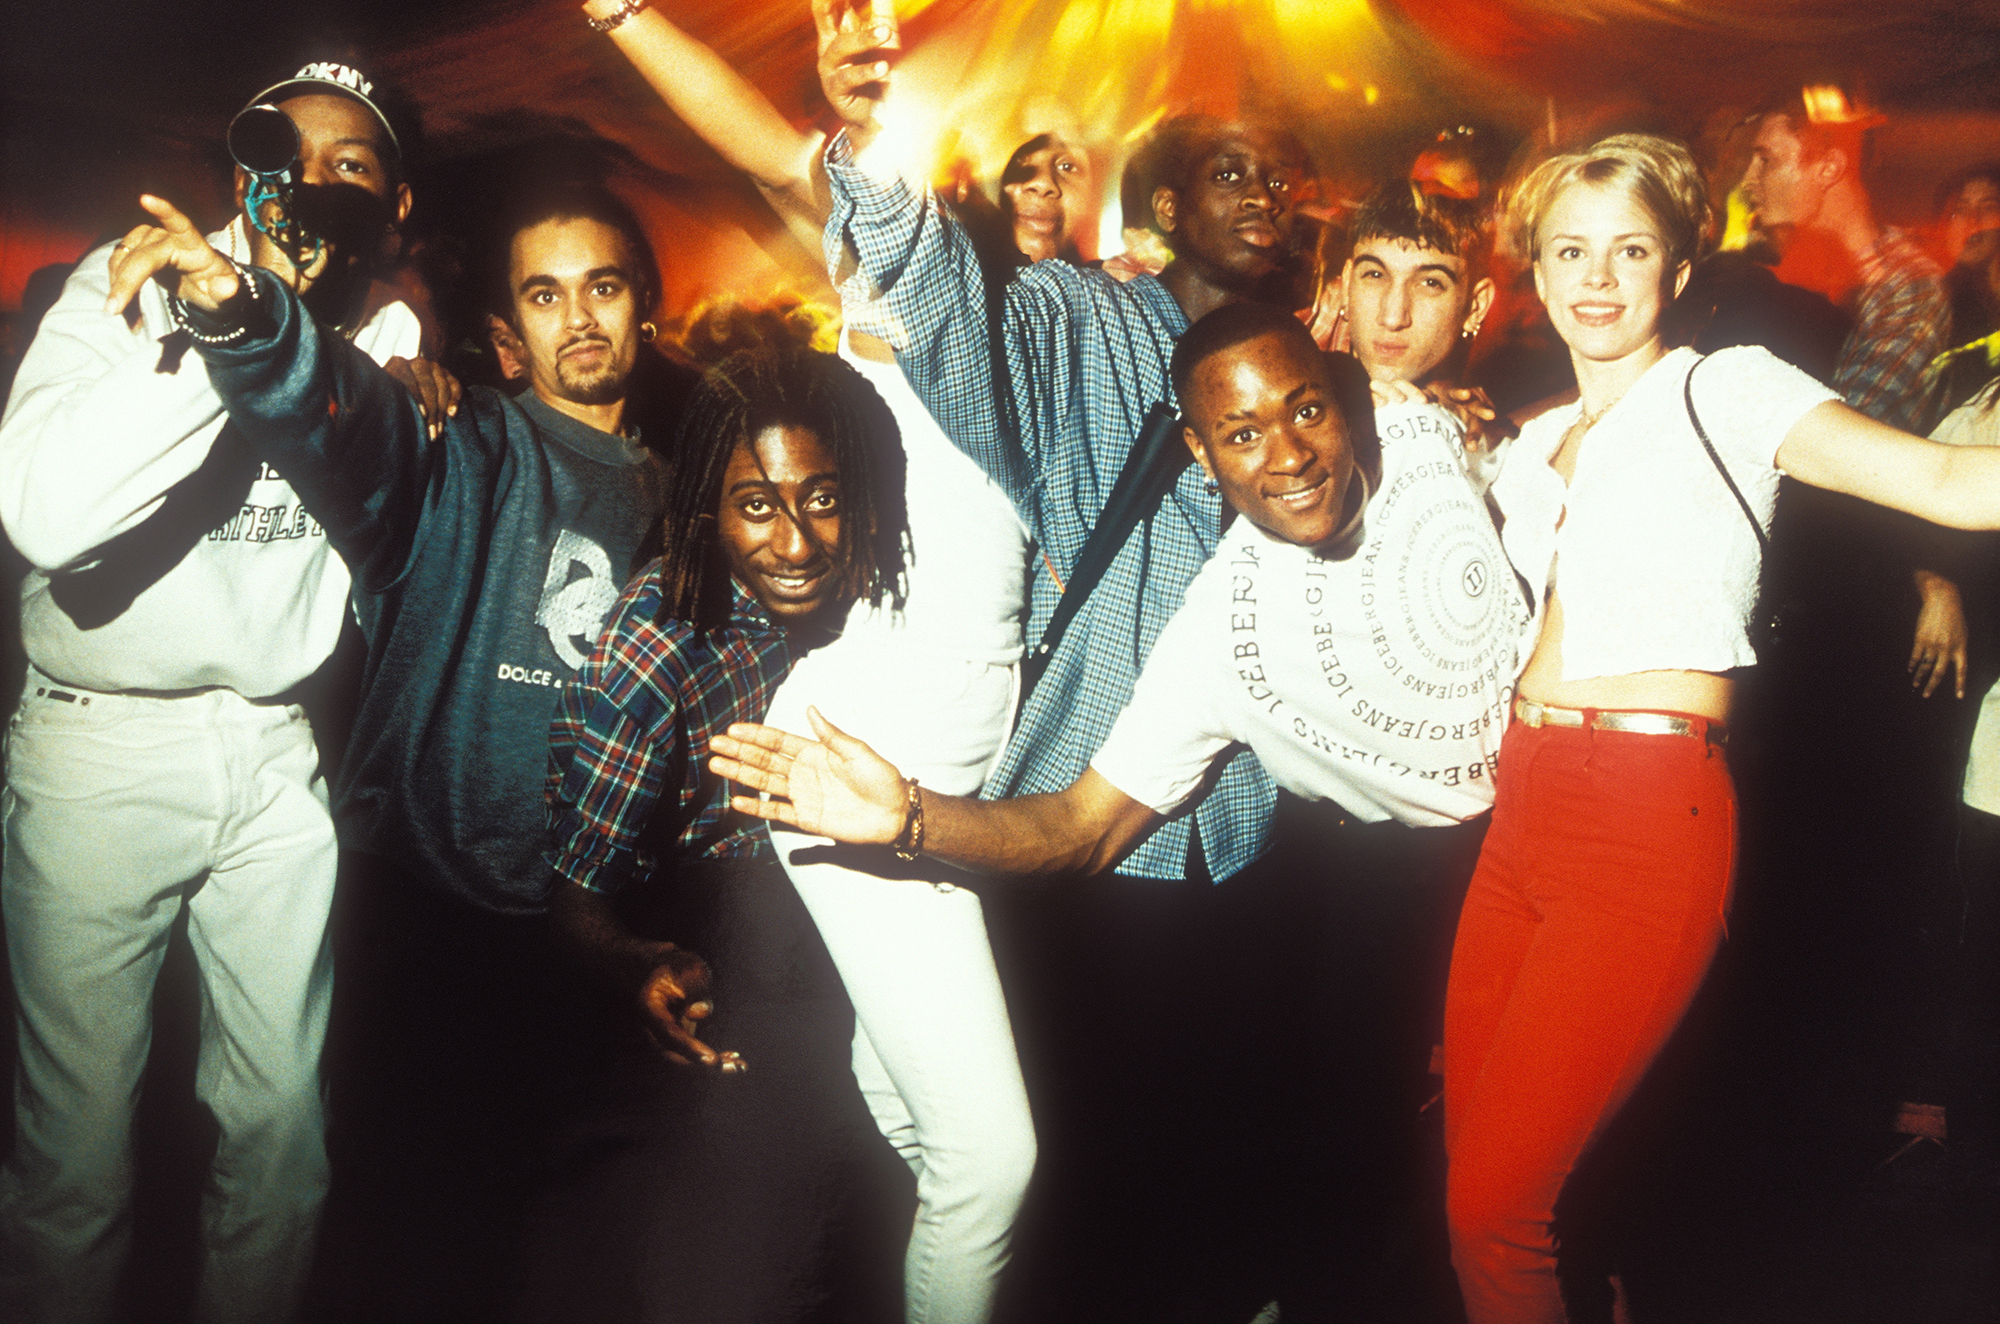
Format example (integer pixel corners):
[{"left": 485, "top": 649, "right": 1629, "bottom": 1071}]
[
  {"left": 1001, "top": 135, "right": 1097, "bottom": 262},
  {"left": 1341, "top": 236, "right": 1493, "bottom": 386},
  {"left": 1155, "top": 126, "right": 1304, "bottom": 288},
  {"left": 717, "top": 424, "right": 845, "bottom": 623},
  {"left": 1182, "top": 330, "right": 1355, "bottom": 550},
  {"left": 508, "top": 215, "right": 643, "bottom": 416},
  {"left": 1531, "top": 180, "right": 1688, "bottom": 368}
]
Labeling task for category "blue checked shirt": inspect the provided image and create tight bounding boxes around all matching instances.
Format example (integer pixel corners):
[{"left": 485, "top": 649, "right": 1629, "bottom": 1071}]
[
  {"left": 825, "top": 131, "right": 1274, "bottom": 883},
  {"left": 546, "top": 567, "right": 794, "bottom": 897}
]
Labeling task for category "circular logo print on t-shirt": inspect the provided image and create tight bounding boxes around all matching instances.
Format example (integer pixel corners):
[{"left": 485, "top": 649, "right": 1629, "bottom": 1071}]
[{"left": 1360, "top": 455, "right": 1521, "bottom": 698}]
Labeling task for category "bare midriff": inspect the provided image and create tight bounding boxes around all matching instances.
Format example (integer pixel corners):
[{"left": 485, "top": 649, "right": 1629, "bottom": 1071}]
[{"left": 1516, "top": 588, "right": 1734, "bottom": 721}]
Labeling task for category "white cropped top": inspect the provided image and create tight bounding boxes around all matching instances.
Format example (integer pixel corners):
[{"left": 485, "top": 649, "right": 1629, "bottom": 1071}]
[{"left": 1491, "top": 345, "right": 1839, "bottom": 682}]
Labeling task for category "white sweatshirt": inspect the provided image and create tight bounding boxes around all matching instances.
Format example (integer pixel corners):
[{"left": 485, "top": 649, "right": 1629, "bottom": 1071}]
[{"left": 0, "top": 222, "right": 421, "bottom": 696}]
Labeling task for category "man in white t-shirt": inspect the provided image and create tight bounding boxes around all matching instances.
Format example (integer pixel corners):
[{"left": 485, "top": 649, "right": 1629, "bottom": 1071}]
[{"left": 715, "top": 300, "right": 1530, "bottom": 1318}]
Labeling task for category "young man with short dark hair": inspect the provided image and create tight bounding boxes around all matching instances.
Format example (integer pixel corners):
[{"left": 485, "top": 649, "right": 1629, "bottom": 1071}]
[
  {"left": 0, "top": 59, "right": 423, "bottom": 1324},
  {"left": 1339, "top": 181, "right": 1496, "bottom": 390}
]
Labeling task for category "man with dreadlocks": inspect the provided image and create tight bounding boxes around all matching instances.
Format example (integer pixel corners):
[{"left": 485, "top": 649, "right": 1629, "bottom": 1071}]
[
  {"left": 117, "top": 176, "right": 678, "bottom": 1317},
  {"left": 535, "top": 345, "right": 907, "bottom": 1323}
]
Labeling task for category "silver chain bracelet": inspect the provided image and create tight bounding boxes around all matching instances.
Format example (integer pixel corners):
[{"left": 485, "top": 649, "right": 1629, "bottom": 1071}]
[{"left": 586, "top": 0, "right": 649, "bottom": 33}]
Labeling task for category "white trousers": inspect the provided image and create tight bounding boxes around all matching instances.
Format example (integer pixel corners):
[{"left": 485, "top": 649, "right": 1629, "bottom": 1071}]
[
  {"left": 0, "top": 669, "right": 336, "bottom": 1324},
  {"left": 765, "top": 645, "right": 1035, "bottom": 1324}
]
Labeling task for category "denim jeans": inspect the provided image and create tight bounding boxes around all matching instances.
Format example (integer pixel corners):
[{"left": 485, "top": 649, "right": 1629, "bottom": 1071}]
[{"left": 0, "top": 668, "right": 335, "bottom": 1324}]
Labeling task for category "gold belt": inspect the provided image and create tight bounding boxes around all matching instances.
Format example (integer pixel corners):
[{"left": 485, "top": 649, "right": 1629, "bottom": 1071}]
[{"left": 1512, "top": 697, "right": 1724, "bottom": 743}]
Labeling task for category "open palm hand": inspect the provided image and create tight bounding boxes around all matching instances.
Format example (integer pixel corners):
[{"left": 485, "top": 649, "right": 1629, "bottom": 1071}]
[{"left": 709, "top": 706, "right": 908, "bottom": 844}]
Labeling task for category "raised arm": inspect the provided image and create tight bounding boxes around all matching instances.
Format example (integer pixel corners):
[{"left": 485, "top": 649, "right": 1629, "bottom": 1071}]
[
  {"left": 580, "top": 0, "right": 830, "bottom": 242},
  {"left": 804, "top": 0, "right": 1043, "bottom": 510},
  {"left": 708, "top": 708, "right": 1161, "bottom": 878},
  {"left": 1777, "top": 398, "right": 2000, "bottom": 530}
]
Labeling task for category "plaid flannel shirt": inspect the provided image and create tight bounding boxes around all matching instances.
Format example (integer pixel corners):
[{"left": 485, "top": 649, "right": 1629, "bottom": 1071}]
[
  {"left": 546, "top": 566, "right": 793, "bottom": 897},
  {"left": 824, "top": 130, "right": 1274, "bottom": 883},
  {"left": 1836, "top": 227, "right": 1949, "bottom": 432}
]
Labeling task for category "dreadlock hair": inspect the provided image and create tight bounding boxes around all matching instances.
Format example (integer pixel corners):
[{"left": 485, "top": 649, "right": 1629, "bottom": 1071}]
[{"left": 657, "top": 348, "right": 908, "bottom": 635}]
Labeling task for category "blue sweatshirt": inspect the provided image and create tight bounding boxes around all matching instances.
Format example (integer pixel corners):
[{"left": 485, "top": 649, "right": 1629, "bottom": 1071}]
[{"left": 200, "top": 269, "right": 665, "bottom": 913}]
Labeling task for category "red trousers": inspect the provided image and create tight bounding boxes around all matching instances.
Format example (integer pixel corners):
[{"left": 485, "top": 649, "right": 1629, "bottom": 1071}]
[{"left": 1443, "top": 716, "right": 1735, "bottom": 1324}]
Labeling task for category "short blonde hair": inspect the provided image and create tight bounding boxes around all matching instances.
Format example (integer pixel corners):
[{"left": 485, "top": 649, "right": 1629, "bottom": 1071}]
[{"left": 1504, "top": 133, "right": 1712, "bottom": 276}]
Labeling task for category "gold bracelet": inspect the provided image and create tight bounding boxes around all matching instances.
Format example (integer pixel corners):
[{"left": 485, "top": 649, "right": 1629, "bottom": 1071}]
[
  {"left": 892, "top": 777, "right": 924, "bottom": 861},
  {"left": 586, "top": 0, "right": 649, "bottom": 33}
]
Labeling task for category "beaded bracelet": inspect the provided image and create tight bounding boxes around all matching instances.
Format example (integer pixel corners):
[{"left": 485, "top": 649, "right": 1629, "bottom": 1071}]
[
  {"left": 587, "top": 0, "right": 649, "bottom": 33},
  {"left": 166, "top": 258, "right": 260, "bottom": 347}
]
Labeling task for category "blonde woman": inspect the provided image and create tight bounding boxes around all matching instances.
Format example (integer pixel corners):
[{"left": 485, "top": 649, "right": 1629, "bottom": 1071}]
[{"left": 1447, "top": 132, "right": 2000, "bottom": 1324}]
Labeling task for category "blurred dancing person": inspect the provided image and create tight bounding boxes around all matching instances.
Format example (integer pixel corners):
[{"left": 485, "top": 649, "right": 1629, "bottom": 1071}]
[{"left": 1744, "top": 93, "right": 1985, "bottom": 1154}]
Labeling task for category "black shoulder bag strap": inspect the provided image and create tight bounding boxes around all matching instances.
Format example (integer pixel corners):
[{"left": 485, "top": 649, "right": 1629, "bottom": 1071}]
[
  {"left": 1018, "top": 402, "right": 1189, "bottom": 705},
  {"left": 1686, "top": 353, "right": 1784, "bottom": 663},
  {"left": 48, "top": 418, "right": 261, "bottom": 631},
  {"left": 1685, "top": 354, "right": 1767, "bottom": 555}
]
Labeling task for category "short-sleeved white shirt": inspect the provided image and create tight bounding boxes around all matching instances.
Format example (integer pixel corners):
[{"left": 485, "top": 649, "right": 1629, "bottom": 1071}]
[
  {"left": 1491, "top": 345, "right": 1839, "bottom": 682},
  {"left": 1090, "top": 402, "right": 1529, "bottom": 827}
]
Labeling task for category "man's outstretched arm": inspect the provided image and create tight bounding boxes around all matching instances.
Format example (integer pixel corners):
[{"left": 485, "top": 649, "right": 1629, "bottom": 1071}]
[
  {"left": 110, "top": 193, "right": 448, "bottom": 591},
  {"left": 709, "top": 707, "right": 1161, "bottom": 878}
]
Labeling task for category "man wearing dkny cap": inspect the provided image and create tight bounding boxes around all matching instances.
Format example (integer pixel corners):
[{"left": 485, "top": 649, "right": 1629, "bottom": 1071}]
[{"left": 0, "top": 58, "right": 423, "bottom": 1324}]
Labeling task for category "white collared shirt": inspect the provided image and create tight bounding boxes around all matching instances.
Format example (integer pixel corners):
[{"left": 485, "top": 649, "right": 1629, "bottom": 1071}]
[{"left": 1491, "top": 344, "right": 1838, "bottom": 682}]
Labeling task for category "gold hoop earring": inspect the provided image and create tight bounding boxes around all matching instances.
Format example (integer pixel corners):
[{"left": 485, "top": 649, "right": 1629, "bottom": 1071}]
[{"left": 640, "top": 321, "right": 658, "bottom": 343}]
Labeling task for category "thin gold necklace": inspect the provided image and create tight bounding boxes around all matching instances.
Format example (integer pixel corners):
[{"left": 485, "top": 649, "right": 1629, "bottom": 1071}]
[{"left": 1573, "top": 393, "right": 1622, "bottom": 432}]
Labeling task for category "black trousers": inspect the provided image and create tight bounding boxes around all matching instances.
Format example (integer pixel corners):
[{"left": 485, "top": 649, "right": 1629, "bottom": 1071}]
[
  {"left": 519, "top": 858, "right": 905, "bottom": 1324},
  {"left": 987, "top": 800, "right": 1486, "bottom": 1324},
  {"left": 1255, "top": 797, "right": 1487, "bottom": 1324},
  {"left": 310, "top": 854, "right": 605, "bottom": 1324}
]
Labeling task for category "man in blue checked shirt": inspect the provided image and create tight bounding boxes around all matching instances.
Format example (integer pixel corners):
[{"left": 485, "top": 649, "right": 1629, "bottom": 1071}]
[
  {"left": 811, "top": 0, "right": 1313, "bottom": 1310},
  {"left": 818, "top": 2, "right": 1304, "bottom": 887}
]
